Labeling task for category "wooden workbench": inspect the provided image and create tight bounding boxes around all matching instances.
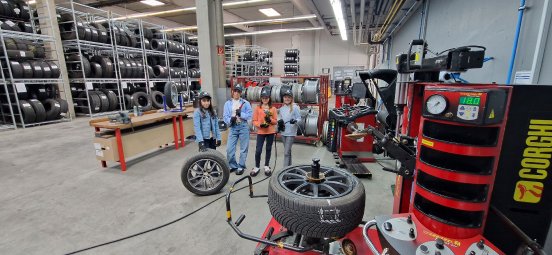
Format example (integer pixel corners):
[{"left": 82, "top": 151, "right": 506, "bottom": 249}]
[{"left": 90, "top": 109, "right": 193, "bottom": 171}]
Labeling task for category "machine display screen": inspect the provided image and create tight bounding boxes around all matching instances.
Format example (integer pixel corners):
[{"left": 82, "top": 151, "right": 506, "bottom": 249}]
[{"left": 459, "top": 96, "right": 481, "bottom": 105}]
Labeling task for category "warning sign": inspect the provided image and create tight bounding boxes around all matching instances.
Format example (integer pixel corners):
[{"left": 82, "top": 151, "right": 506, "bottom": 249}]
[
  {"left": 489, "top": 109, "right": 495, "bottom": 119},
  {"left": 217, "top": 45, "right": 224, "bottom": 55}
]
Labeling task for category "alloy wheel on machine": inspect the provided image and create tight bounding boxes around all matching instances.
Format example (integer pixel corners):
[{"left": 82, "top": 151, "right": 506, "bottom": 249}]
[{"left": 277, "top": 166, "right": 354, "bottom": 198}]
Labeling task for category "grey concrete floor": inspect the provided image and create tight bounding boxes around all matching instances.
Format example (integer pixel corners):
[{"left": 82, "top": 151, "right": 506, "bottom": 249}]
[{"left": 0, "top": 117, "right": 396, "bottom": 255}]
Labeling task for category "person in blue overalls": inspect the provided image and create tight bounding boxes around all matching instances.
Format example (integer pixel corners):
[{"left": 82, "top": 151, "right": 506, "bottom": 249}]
[
  {"left": 223, "top": 84, "right": 252, "bottom": 175},
  {"left": 193, "top": 91, "right": 221, "bottom": 151}
]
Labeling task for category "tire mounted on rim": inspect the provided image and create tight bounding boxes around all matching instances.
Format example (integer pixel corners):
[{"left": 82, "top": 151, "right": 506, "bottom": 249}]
[
  {"left": 268, "top": 164, "right": 365, "bottom": 238},
  {"left": 181, "top": 149, "right": 230, "bottom": 196}
]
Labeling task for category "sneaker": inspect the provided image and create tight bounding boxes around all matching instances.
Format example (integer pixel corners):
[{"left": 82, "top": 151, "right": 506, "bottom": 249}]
[
  {"left": 264, "top": 166, "right": 272, "bottom": 176},
  {"left": 230, "top": 168, "right": 237, "bottom": 173},
  {"left": 235, "top": 168, "right": 245, "bottom": 175},
  {"left": 250, "top": 167, "right": 260, "bottom": 177}
]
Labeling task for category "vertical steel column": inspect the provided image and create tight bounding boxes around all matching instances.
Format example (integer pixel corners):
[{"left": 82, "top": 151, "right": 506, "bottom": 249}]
[
  {"left": 196, "top": 0, "right": 225, "bottom": 114},
  {"left": 37, "top": 0, "right": 75, "bottom": 118}
]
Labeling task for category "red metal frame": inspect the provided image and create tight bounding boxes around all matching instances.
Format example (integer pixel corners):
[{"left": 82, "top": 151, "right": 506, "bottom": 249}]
[
  {"left": 337, "top": 114, "right": 376, "bottom": 162},
  {"left": 232, "top": 75, "right": 330, "bottom": 145},
  {"left": 179, "top": 115, "right": 185, "bottom": 148},
  {"left": 410, "top": 84, "right": 512, "bottom": 239},
  {"left": 115, "top": 128, "right": 126, "bottom": 171},
  {"left": 172, "top": 116, "right": 179, "bottom": 150}
]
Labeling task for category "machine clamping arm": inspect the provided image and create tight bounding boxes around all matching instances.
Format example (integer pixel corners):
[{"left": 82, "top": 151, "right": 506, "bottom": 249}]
[{"left": 366, "top": 125, "right": 416, "bottom": 178}]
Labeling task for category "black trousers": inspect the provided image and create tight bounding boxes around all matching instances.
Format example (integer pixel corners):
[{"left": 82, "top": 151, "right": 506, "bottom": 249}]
[
  {"left": 255, "top": 134, "right": 275, "bottom": 168},
  {"left": 203, "top": 138, "right": 217, "bottom": 150}
]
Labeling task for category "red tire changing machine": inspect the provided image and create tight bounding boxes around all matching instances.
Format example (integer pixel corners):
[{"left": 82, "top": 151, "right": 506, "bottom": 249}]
[{"left": 224, "top": 40, "right": 551, "bottom": 255}]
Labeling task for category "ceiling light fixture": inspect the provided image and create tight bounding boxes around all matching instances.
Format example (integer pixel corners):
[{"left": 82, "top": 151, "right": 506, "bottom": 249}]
[
  {"left": 329, "top": 0, "right": 347, "bottom": 40},
  {"left": 140, "top": 0, "right": 165, "bottom": 6},
  {"left": 111, "top": 0, "right": 268, "bottom": 21},
  {"left": 162, "top": 14, "right": 317, "bottom": 32},
  {"left": 189, "top": 27, "right": 324, "bottom": 39},
  {"left": 26, "top": 0, "right": 35, "bottom": 4},
  {"left": 259, "top": 8, "right": 281, "bottom": 17}
]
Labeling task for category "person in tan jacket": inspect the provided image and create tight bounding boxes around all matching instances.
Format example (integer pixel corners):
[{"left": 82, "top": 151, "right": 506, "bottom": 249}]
[{"left": 250, "top": 89, "right": 278, "bottom": 176}]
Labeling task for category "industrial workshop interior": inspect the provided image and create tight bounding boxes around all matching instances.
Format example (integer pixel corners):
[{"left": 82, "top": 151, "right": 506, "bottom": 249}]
[{"left": 2, "top": 0, "right": 552, "bottom": 254}]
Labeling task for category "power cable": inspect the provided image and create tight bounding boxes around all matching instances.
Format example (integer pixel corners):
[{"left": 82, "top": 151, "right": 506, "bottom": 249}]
[{"left": 64, "top": 175, "right": 271, "bottom": 255}]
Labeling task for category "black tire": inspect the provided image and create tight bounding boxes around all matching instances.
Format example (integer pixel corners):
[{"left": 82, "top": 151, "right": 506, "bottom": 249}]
[
  {"left": 18, "top": 2, "right": 31, "bottom": 21},
  {"left": 7, "top": 49, "right": 33, "bottom": 59},
  {"left": 55, "top": 98, "right": 69, "bottom": 115},
  {"left": 17, "top": 99, "right": 36, "bottom": 123},
  {"left": 267, "top": 165, "right": 365, "bottom": 238},
  {"left": 129, "top": 59, "right": 138, "bottom": 78},
  {"left": 17, "top": 22, "right": 32, "bottom": 33},
  {"left": 83, "top": 25, "right": 92, "bottom": 41},
  {"left": 90, "top": 55, "right": 114, "bottom": 78},
  {"left": 181, "top": 149, "right": 230, "bottom": 196},
  {"left": 42, "top": 98, "right": 62, "bottom": 120},
  {"left": 92, "top": 90, "right": 110, "bottom": 112},
  {"left": 153, "top": 65, "right": 167, "bottom": 78},
  {"left": 147, "top": 65, "right": 154, "bottom": 78},
  {"left": 90, "top": 62, "right": 102, "bottom": 78},
  {"left": 5, "top": 60, "right": 24, "bottom": 78},
  {"left": 20, "top": 61, "right": 33, "bottom": 78},
  {"left": 123, "top": 94, "right": 132, "bottom": 110},
  {"left": 123, "top": 59, "right": 133, "bottom": 78},
  {"left": 47, "top": 61, "right": 61, "bottom": 78},
  {"left": 151, "top": 39, "right": 166, "bottom": 51},
  {"left": 28, "top": 44, "right": 46, "bottom": 58},
  {"left": 130, "top": 91, "right": 152, "bottom": 111},
  {"left": 99, "top": 89, "right": 118, "bottom": 111},
  {"left": 28, "top": 99, "right": 46, "bottom": 123},
  {"left": 66, "top": 54, "right": 91, "bottom": 78},
  {"left": 30, "top": 61, "right": 43, "bottom": 78},
  {"left": 163, "top": 81, "right": 179, "bottom": 108},
  {"left": 4, "top": 38, "right": 17, "bottom": 50},
  {"left": 90, "top": 23, "right": 108, "bottom": 44},
  {"left": 150, "top": 90, "right": 164, "bottom": 109},
  {"left": 39, "top": 61, "right": 52, "bottom": 78}
]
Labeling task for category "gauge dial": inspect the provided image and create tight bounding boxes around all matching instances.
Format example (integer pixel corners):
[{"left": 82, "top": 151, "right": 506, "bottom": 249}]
[{"left": 426, "top": 95, "right": 447, "bottom": 115}]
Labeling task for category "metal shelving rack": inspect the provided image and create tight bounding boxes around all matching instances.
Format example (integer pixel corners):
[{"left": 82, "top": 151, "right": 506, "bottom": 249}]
[
  {"left": 225, "top": 45, "right": 272, "bottom": 79},
  {"left": 57, "top": 1, "right": 122, "bottom": 117},
  {"left": 0, "top": 0, "right": 70, "bottom": 129}
]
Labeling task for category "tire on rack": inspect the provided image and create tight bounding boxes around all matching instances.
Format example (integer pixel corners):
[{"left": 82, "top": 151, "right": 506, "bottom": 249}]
[
  {"left": 181, "top": 149, "right": 230, "bottom": 196},
  {"left": 28, "top": 99, "right": 46, "bottom": 123},
  {"left": 100, "top": 89, "right": 118, "bottom": 111},
  {"left": 77, "top": 91, "right": 101, "bottom": 114},
  {"left": 42, "top": 98, "right": 62, "bottom": 121},
  {"left": 66, "top": 54, "right": 91, "bottom": 78},
  {"left": 55, "top": 98, "right": 69, "bottom": 118},
  {"left": 20, "top": 61, "right": 33, "bottom": 78},
  {"left": 17, "top": 1, "right": 31, "bottom": 20},
  {"left": 150, "top": 90, "right": 164, "bottom": 109},
  {"left": 92, "top": 90, "right": 110, "bottom": 112},
  {"left": 151, "top": 39, "right": 166, "bottom": 51},
  {"left": 268, "top": 164, "right": 365, "bottom": 238},
  {"left": 39, "top": 61, "right": 52, "bottom": 78},
  {"left": 89, "top": 25, "right": 99, "bottom": 42},
  {"left": 47, "top": 61, "right": 61, "bottom": 78},
  {"left": 17, "top": 99, "right": 36, "bottom": 123},
  {"left": 130, "top": 91, "right": 152, "bottom": 111},
  {"left": 4, "top": 60, "right": 24, "bottom": 78},
  {"left": 123, "top": 94, "right": 132, "bottom": 110},
  {"left": 153, "top": 65, "right": 168, "bottom": 78},
  {"left": 163, "top": 81, "right": 179, "bottom": 108},
  {"left": 30, "top": 60, "right": 43, "bottom": 79},
  {"left": 90, "top": 55, "right": 113, "bottom": 78},
  {"left": 91, "top": 23, "right": 108, "bottom": 44}
]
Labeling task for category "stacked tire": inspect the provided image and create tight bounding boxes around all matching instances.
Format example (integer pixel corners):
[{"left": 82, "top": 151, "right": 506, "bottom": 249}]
[
  {"left": 116, "top": 58, "right": 144, "bottom": 78},
  {"left": 284, "top": 49, "right": 299, "bottom": 76},
  {"left": 58, "top": 14, "right": 109, "bottom": 44},
  {"left": 15, "top": 98, "right": 69, "bottom": 123},
  {"left": 0, "top": 0, "right": 32, "bottom": 34},
  {"left": 66, "top": 54, "right": 115, "bottom": 79},
  {"left": 75, "top": 89, "right": 118, "bottom": 114},
  {"left": 2, "top": 39, "right": 60, "bottom": 79}
]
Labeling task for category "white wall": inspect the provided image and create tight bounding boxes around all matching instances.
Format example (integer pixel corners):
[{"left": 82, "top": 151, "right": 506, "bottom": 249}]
[
  {"left": 248, "top": 31, "right": 369, "bottom": 76},
  {"left": 375, "top": 0, "right": 552, "bottom": 85}
]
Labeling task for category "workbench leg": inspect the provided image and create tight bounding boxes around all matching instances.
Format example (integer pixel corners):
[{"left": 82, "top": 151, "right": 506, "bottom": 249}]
[
  {"left": 173, "top": 117, "right": 179, "bottom": 150},
  {"left": 101, "top": 161, "right": 107, "bottom": 168},
  {"left": 116, "top": 128, "right": 126, "bottom": 172},
  {"left": 179, "top": 115, "right": 185, "bottom": 148}
]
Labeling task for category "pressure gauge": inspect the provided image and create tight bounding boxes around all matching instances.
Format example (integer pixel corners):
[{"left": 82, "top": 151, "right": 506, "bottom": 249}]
[{"left": 425, "top": 95, "right": 447, "bottom": 115}]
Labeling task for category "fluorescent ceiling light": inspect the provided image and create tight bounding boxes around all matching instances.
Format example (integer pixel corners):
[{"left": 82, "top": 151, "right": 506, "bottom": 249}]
[
  {"left": 140, "top": 0, "right": 165, "bottom": 6},
  {"left": 110, "top": 0, "right": 268, "bottom": 21},
  {"left": 189, "top": 27, "right": 324, "bottom": 39},
  {"left": 329, "top": 0, "right": 347, "bottom": 40},
  {"left": 26, "top": 0, "right": 35, "bottom": 4},
  {"left": 259, "top": 8, "right": 281, "bottom": 17},
  {"left": 162, "top": 14, "right": 317, "bottom": 32}
]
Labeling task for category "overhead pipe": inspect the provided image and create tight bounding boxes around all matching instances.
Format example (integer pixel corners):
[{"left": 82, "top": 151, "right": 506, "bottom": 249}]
[
  {"left": 506, "top": 0, "right": 526, "bottom": 84},
  {"left": 530, "top": 0, "right": 551, "bottom": 84},
  {"left": 351, "top": 0, "right": 356, "bottom": 45},
  {"left": 364, "top": 0, "right": 420, "bottom": 45},
  {"left": 357, "top": 0, "right": 366, "bottom": 45},
  {"left": 373, "top": 0, "right": 406, "bottom": 42}
]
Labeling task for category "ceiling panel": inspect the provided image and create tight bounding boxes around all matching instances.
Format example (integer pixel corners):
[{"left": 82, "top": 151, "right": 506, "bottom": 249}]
[{"left": 224, "top": 1, "right": 302, "bottom": 21}]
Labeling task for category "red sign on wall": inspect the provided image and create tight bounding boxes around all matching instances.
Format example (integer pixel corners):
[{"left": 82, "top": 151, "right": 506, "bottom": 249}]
[{"left": 217, "top": 45, "right": 224, "bottom": 55}]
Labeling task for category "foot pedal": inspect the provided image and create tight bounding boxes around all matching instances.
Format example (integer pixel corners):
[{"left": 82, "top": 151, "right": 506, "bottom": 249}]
[{"left": 342, "top": 156, "right": 372, "bottom": 179}]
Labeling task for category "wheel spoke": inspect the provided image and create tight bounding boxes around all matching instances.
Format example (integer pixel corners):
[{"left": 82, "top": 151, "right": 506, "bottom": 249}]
[
  {"left": 282, "top": 173, "right": 305, "bottom": 180},
  {"left": 293, "top": 183, "right": 309, "bottom": 192},
  {"left": 191, "top": 162, "right": 205, "bottom": 172},
  {"left": 321, "top": 184, "right": 339, "bottom": 196},
  {"left": 282, "top": 179, "right": 305, "bottom": 185},
  {"left": 325, "top": 181, "right": 349, "bottom": 189}
]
